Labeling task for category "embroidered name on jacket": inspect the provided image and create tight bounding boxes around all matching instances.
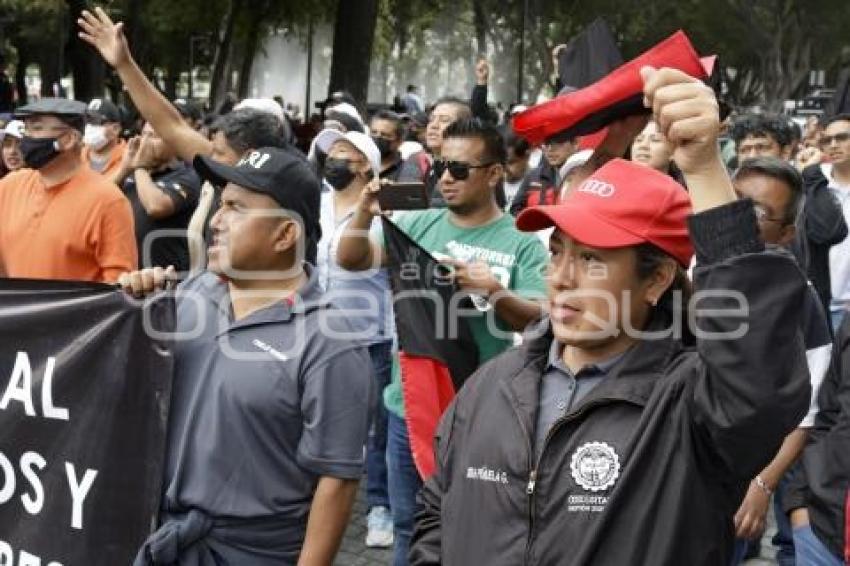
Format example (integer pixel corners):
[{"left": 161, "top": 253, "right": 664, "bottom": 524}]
[{"left": 466, "top": 465, "right": 509, "bottom": 485}]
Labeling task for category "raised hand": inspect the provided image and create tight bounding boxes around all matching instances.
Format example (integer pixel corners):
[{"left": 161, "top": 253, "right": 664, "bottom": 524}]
[
  {"left": 77, "top": 7, "right": 132, "bottom": 69},
  {"left": 641, "top": 66, "right": 721, "bottom": 177},
  {"left": 475, "top": 60, "right": 490, "bottom": 86},
  {"left": 642, "top": 66, "right": 735, "bottom": 212}
]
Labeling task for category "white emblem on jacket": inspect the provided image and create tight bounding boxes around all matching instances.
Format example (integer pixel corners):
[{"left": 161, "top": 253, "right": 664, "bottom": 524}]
[{"left": 570, "top": 441, "right": 620, "bottom": 492}]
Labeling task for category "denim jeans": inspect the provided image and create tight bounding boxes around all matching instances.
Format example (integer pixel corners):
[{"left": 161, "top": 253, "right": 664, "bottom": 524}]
[
  {"left": 831, "top": 309, "right": 846, "bottom": 334},
  {"left": 793, "top": 524, "right": 843, "bottom": 566},
  {"left": 771, "top": 477, "right": 795, "bottom": 566},
  {"left": 386, "top": 412, "right": 423, "bottom": 566},
  {"left": 366, "top": 342, "right": 392, "bottom": 510}
]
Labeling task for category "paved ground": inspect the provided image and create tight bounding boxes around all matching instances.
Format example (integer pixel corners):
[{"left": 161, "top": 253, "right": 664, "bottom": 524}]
[
  {"left": 334, "top": 482, "right": 781, "bottom": 566},
  {"left": 335, "top": 483, "right": 392, "bottom": 566}
]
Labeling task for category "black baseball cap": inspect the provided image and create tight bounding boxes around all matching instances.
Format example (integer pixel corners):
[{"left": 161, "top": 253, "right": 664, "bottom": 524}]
[
  {"left": 15, "top": 98, "right": 88, "bottom": 132},
  {"left": 86, "top": 98, "right": 122, "bottom": 124},
  {"left": 193, "top": 147, "right": 321, "bottom": 235}
]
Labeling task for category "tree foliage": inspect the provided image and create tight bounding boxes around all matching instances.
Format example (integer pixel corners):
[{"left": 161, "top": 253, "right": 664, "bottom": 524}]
[{"left": 1, "top": 0, "right": 848, "bottom": 111}]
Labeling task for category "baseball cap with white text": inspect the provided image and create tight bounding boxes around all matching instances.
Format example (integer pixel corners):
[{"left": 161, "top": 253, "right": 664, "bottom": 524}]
[{"left": 516, "top": 158, "right": 694, "bottom": 266}]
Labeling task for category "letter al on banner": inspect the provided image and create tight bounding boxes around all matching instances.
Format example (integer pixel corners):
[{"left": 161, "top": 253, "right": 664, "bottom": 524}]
[{"left": 0, "top": 279, "right": 174, "bottom": 565}]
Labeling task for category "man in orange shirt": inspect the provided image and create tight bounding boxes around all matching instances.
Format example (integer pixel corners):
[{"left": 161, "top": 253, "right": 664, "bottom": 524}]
[
  {"left": 82, "top": 97, "right": 128, "bottom": 184},
  {"left": 0, "top": 98, "right": 137, "bottom": 282}
]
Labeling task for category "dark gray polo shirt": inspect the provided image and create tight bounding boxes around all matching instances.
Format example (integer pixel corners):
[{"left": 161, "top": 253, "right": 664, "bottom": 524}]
[
  {"left": 534, "top": 340, "right": 626, "bottom": 459},
  {"left": 161, "top": 264, "right": 373, "bottom": 560}
]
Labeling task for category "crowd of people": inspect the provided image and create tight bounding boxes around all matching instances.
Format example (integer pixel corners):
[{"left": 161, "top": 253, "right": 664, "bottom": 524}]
[{"left": 0, "top": 6, "right": 848, "bottom": 566}]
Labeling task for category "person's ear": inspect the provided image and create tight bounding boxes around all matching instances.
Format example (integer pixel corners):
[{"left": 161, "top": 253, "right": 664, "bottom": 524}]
[
  {"left": 61, "top": 129, "right": 82, "bottom": 150},
  {"left": 360, "top": 161, "right": 373, "bottom": 179},
  {"left": 487, "top": 163, "right": 504, "bottom": 189},
  {"left": 778, "top": 221, "right": 797, "bottom": 247},
  {"left": 108, "top": 123, "right": 122, "bottom": 139},
  {"left": 272, "top": 219, "right": 302, "bottom": 254},
  {"left": 643, "top": 258, "right": 677, "bottom": 306}
]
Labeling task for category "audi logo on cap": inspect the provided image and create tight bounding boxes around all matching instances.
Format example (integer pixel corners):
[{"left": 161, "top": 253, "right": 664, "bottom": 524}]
[{"left": 578, "top": 179, "right": 616, "bottom": 198}]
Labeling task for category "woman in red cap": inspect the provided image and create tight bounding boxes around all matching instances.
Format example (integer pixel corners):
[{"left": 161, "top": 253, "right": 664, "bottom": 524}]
[{"left": 409, "top": 68, "right": 811, "bottom": 565}]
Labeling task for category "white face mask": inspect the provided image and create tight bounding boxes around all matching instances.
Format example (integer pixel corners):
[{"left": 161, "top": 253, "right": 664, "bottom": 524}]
[{"left": 83, "top": 124, "right": 109, "bottom": 151}]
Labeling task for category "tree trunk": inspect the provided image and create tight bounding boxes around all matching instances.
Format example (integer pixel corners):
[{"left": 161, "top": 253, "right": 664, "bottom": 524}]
[
  {"left": 236, "top": 14, "right": 264, "bottom": 99},
  {"left": 328, "top": 0, "right": 380, "bottom": 110},
  {"left": 65, "top": 0, "right": 105, "bottom": 101},
  {"left": 38, "top": 48, "right": 61, "bottom": 98},
  {"left": 209, "top": 0, "right": 243, "bottom": 109},
  {"left": 473, "top": 0, "right": 488, "bottom": 58},
  {"left": 14, "top": 50, "right": 29, "bottom": 106}
]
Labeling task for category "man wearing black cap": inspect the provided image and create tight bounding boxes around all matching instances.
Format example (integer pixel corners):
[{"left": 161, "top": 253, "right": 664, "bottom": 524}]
[
  {"left": 82, "top": 97, "right": 128, "bottom": 183},
  {"left": 0, "top": 98, "right": 137, "bottom": 282},
  {"left": 119, "top": 147, "right": 370, "bottom": 565}
]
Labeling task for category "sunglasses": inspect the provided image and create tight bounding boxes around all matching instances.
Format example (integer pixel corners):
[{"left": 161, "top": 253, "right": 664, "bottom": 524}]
[
  {"left": 820, "top": 132, "right": 850, "bottom": 147},
  {"left": 433, "top": 159, "right": 495, "bottom": 180}
]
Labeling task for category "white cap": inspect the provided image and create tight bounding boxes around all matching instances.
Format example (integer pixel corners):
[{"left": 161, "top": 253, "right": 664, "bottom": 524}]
[
  {"left": 2, "top": 120, "right": 24, "bottom": 140},
  {"left": 327, "top": 102, "right": 364, "bottom": 127},
  {"left": 559, "top": 149, "right": 593, "bottom": 180},
  {"left": 313, "top": 128, "right": 381, "bottom": 178},
  {"left": 234, "top": 98, "right": 285, "bottom": 124}
]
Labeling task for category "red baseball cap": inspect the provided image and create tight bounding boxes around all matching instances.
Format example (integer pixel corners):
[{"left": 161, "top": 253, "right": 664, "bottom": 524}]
[{"left": 516, "top": 159, "right": 694, "bottom": 267}]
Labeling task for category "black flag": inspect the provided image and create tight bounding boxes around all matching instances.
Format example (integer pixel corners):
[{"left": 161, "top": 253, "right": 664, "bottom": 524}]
[
  {"left": 558, "top": 18, "right": 623, "bottom": 91},
  {"left": 0, "top": 279, "right": 173, "bottom": 565}
]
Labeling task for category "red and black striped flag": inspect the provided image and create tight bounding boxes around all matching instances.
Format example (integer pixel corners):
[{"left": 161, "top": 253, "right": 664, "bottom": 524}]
[{"left": 382, "top": 217, "right": 479, "bottom": 479}]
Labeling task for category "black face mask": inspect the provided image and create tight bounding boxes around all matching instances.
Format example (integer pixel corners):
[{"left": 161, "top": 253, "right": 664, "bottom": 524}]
[
  {"left": 372, "top": 136, "right": 394, "bottom": 158},
  {"left": 324, "top": 157, "right": 356, "bottom": 191},
  {"left": 20, "top": 136, "right": 62, "bottom": 169}
]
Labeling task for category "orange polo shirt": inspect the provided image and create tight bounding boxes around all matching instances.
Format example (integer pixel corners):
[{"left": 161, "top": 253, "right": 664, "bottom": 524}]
[
  {"left": 82, "top": 139, "right": 127, "bottom": 182},
  {"left": 0, "top": 166, "right": 138, "bottom": 282}
]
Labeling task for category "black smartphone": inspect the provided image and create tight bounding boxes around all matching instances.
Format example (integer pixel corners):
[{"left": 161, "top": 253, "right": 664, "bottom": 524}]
[{"left": 377, "top": 181, "right": 430, "bottom": 210}]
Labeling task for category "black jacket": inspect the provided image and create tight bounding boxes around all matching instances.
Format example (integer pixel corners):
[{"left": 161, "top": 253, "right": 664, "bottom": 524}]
[
  {"left": 793, "top": 165, "right": 848, "bottom": 318},
  {"left": 785, "top": 314, "right": 850, "bottom": 559},
  {"left": 509, "top": 159, "right": 560, "bottom": 216},
  {"left": 410, "top": 200, "right": 811, "bottom": 566}
]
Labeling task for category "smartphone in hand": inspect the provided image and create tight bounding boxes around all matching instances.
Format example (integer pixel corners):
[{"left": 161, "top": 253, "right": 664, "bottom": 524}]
[{"left": 377, "top": 181, "right": 430, "bottom": 210}]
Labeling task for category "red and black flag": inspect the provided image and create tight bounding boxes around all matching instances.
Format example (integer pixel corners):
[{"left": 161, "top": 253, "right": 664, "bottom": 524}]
[
  {"left": 513, "top": 30, "right": 708, "bottom": 146},
  {"left": 382, "top": 218, "right": 479, "bottom": 479}
]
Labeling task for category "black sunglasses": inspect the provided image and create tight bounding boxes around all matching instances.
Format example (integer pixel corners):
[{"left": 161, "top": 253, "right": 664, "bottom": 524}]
[{"left": 433, "top": 159, "right": 496, "bottom": 180}]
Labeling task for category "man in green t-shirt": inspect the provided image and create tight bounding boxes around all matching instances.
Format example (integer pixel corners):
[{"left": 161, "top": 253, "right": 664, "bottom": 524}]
[{"left": 338, "top": 118, "right": 548, "bottom": 566}]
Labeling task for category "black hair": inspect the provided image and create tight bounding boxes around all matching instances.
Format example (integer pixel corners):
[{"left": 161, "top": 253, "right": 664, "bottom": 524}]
[
  {"left": 733, "top": 156, "right": 804, "bottom": 225},
  {"left": 730, "top": 114, "right": 793, "bottom": 148},
  {"left": 442, "top": 117, "right": 507, "bottom": 165},
  {"left": 431, "top": 96, "right": 473, "bottom": 121},
  {"left": 501, "top": 126, "right": 531, "bottom": 157},
  {"left": 371, "top": 109, "right": 404, "bottom": 139},
  {"left": 210, "top": 109, "right": 287, "bottom": 154},
  {"left": 788, "top": 119, "right": 802, "bottom": 143},
  {"left": 825, "top": 113, "right": 850, "bottom": 128},
  {"left": 634, "top": 243, "right": 694, "bottom": 346},
  {"left": 407, "top": 85, "right": 417, "bottom": 92}
]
